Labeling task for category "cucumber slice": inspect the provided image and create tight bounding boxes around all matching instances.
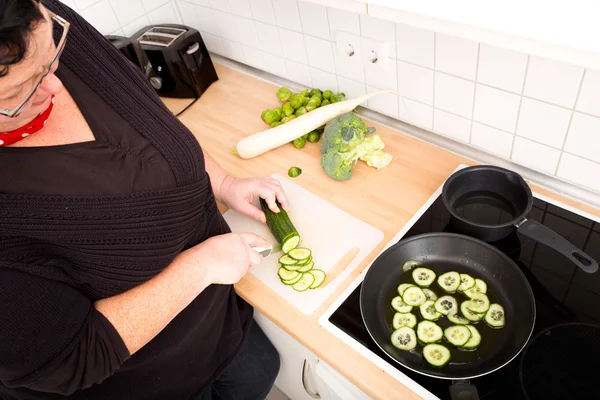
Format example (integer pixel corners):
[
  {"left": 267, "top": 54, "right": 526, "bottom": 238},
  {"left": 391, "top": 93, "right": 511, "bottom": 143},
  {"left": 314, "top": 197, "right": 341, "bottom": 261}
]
[
  {"left": 448, "top": 311, "right": 470, "bottom": 325},
  {"left": 288, "top": 247, "right": 311, "bottom": 260},
  {"left": 474, "top": 278, "right": 488, "bottom": 294},
  {"left": 281, "top": 234, "right": 300, "bottom": 254},
  {"left": 412, "top": 267, "right": 436, "bottom": 287},
  {"left": 423, "top": 344, "right": 451, "bottom": 367},
  {"left": 281, "top": 273, "right": 303, "bottom": 285},
  {"left": 417, "top": 320, "right": 443, "bottom": 344},
  {"left": 391, "top": 296, "right": 413, "bottom": 313},
  {"left": 295, "top": 256, "right": 312, "bottom": 266},
  {"left": 434, "top": 295, "right": 458, "bottom": 316},
  {"left": 458, "top": 274, "right": 475, "bottom": 292},
  {"left": 419, "top": 300, "right": 442, "bottom": 321},
  {"left": 462, "top": 325, "right": 481, "bottom": 349},
  {"left": 437, "top": 271, "right": 460, "bottom": 293},
  {"left": 393, "top": 312, "right": 417, "bottom": 329},
  {"left": 402, "top": 286, "right": 427, "bottom": 306},
  {"left": 466, "top": 293, "right": 490, "bottom": 313},
  {"left": 463, "top": 288, "right": 477, "bottom": 298},
  {"left": 397, "top": 283, "right": 416, "bottom": 296},
  {"left": 423, "top": 288, "right": 438, "bottom": 301},
  {"left": 390, "top": 327, "right": 417, "bottom": 351},
  {"left": 282, "top": 263, "right": 303, "bottom": 271},
  {"left": 278, "top": 267, "right": 299, "bottom": 281},
  {"left": 297, "top": 260, "right": 314, "bottom": 273},
  {"left": 444, "top": 325, "right": 472, "bottom": 347},
  {"left": 402, "top": 260, "right": 421, "bottom": 272},
  {"left": 485, "top": 304, "right": 506, "bottom": 328},
  {"left": 278, "top": 255, "right": 297, "bottom": 265},
  {"left": 460, "top": 301, "right": 485, "bottom": 322},
  {"left": 308, "top": 269, "right": 326, "bottom": 289},
  {"left": 292, "top": 273, "right": 315, "bottom": 292}
]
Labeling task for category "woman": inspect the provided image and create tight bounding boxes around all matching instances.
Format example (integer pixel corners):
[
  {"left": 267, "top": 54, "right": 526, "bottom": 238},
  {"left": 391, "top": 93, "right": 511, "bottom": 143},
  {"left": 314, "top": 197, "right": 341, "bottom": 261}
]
[{"left": 0, "top": 0, "right": 285, "bottom": 399}]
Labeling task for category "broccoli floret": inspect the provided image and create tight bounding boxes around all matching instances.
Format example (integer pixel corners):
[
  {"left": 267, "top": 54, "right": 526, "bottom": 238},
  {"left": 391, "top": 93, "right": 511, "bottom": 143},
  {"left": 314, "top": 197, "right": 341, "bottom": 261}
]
[
  {"left": 320, "top": 112, "right": 371, "bottom": 154},
  {"left": 320, "top": 150, "right": 355, "bottom": 181}
]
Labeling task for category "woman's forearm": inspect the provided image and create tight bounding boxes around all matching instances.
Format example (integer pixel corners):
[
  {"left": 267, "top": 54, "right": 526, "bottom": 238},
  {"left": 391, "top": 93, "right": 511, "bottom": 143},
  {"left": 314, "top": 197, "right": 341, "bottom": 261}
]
[{"left": 202, "top": 149, "right": 230, "bottom": 202}]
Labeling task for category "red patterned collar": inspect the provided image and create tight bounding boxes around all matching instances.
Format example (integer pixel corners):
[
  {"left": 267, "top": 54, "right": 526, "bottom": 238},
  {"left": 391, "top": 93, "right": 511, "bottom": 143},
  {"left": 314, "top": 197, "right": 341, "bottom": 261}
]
[{"left": 0, "top": 95, "right": 56, "bottom": 146}]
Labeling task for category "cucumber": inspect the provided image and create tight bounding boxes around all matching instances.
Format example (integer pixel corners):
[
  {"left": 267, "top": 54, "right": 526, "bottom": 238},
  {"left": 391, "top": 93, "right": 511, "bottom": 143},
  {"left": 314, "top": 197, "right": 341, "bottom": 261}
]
[
  {"left": 288, "top": 247, "right": 311, "bottom": 260},
  {"left": 391, "top": 296, "right": 413, "bottom": 313},
  {"left": 402, "top": 286, "right": 427, "bottom": 306},
  {"left": 447, "top": 311, "right": 470, "bottom": 325},
  {"left": 402, "top": 260, "right": 421, "bottom": 272},
  {"left": 485, "top": 303, "right": 505, "bottom": 328},
  {"left": 390, "top": 327, "right": 417, "bottom": 351},
  {"left": 278, "top": 267, "right": 299, "bottom": 281},
  {"left": 458, "top": 274, "right": 475, "bottom": 292},
  {"left": 297, "top": 260, "right": 314, "bottom": 273},
  {"left": 393, "top": 312, "right": 417, "bottom": 329},
  {"left": 423, "top": 344, "right": 451, "bottom": 367},
  {"left": 474, "top": 278, "right": 488, "bottom": 294},
  {"left": 397, "top": 283, "right": 416, "bottom": 296},
  {"left": 434, "top": 295, "right": 458, "bottom": 316},
  {"left": 417, "top": 320, "right": 443, "bottom": 344},
  {"left": 437, "top": 271, "right": 460, "bottom": 293},
  {"left": 282, "top": 263, "right": 303, "bottom": 271},
  {"left": 295, "top": 256, "right": 312, "bottom": 266},
  {"left": 462, "top": 325, "right": 481, "bottom": 349},
  {"left": 466, "top": 293, "right": 490, "bottom": 313},
  {"left": 308, "top": 269, "right": 326, "bottom": 289},
  {"left": 463, "top": 288, "right": 478, "bottom": 298},
  {"left": 412, "top": 267, "right": 436, "bottom": 287},
  {"left": 292, "top": 272, "right": 315, "bottom": 292},
  {"left": 282, "top": 234, "right": 301, "bottom": 254},
  {"left": 423, "top": 288, "right": 438, "bottom": 301},
  {"left": 419, "top": 300, "right": 442, "bottom": 321},
  {"left": 281, "top": 273, "right": 303, "bottom": 285},
  {"left": 278, "top": 255, "right": 298, "bottom": 265},
  {"left": 444, "top": 325, "right": 471, "bottom": 347},
  {"left": 460, "top": 301, "right": 485, "bottom": 322}
]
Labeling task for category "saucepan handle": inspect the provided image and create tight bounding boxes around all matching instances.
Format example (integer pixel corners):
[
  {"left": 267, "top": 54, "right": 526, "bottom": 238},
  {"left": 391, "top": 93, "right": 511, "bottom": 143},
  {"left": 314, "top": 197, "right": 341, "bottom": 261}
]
[
  {"left": 516, "top": 219, "right": 598, "bottom": 273},
  {"left": 449, "top": 380, "right": 480, "bottom": 400}
]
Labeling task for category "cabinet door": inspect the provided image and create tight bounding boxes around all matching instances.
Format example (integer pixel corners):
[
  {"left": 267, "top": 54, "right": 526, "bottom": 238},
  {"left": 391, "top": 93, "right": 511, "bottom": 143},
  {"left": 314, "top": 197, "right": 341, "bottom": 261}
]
[
  {"left": 254, "top": 311, "right": 330, "bottom": 400},
  {"left": 316, "top": 360, "right": 373, "bottom": 400}
]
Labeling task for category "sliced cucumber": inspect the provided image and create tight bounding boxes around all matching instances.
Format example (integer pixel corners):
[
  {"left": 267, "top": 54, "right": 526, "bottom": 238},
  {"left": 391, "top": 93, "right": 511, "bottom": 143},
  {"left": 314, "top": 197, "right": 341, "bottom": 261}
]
[
  {"left": 423, "top": 344, "right": 451, "bottom": 367},
  {"left": 281, "top": 273, "right": 303, "bottom": 285},
  {"left": 466, "top": 293, "right": 490, "bottom": 313},
  {"left": 390, "top": 327, "right": 417, "bottom": 351},
  {"left": 444, "top": 325, "right": 472, "bottom": 347},
  {"left": 393, "top": 312, "right": 417, "bottom": 329},
  {"left": 391, "top": 296, "right": 413, "bottom": 313},
  {"left": 295, "top": 256, "right": 312, "bottom": 266},
  {"left": 434, "top": 295, "right": 458, "bottom": 316},
  {"left": 474, "top": 278, "right": 488, "bottom": 294},
  {"left": 417, "top": 320, "right": 443, "bottom": 344},
  {"left": 282, "top": 234, "right": 300, "bottom": 254},
  {"left": 412, "top": 267, "right": 436, "bottom": 287},
  {"left": 297, "top": 260, "right": 314, "bottom": 273},
  {"left": 423, "top": 288, "right": 438, "bottom": 301},
  {"left": 292, "top": 272, "right": 315, "bottom": 292},
  {"left": 463, "top": 288, "right": 478, "bottom": 298},
  {"left": 448, "top": 311, "right": 470, "bottom": 325},
  {"left": 288, "top": 247, "right": 311, "bottom": 261},
  {"left": 485, "top": 303, "right": 505, "bottom": 328},
  {"left": 437, "top": 271, "right": 460, "bottom": 293},
  {"left": 462, "top": 325, "right": 481, "bottom": 349},
  {"left": 278, "top": 267, "right": 300, "bottom": 281},
  {"left": 402, "top": 260, "right": 421, "bottom": 272},
  {"left": 460, "top": 301, "right": 485, "bottom": 322},
  {"left": 397, "top": 283, "right": 416, "bottom": 296},
  {"left": 419, "top": 300, "right": 442, "bottom": 321},
  {"left": 458, "top": 274, "right": 475, "bottom": 292},
  {"left": 402, "top": 286, "right": 427, "bottom": 306},
  {"left": 282, "top": 263, "right": 303, "bottom": 271},
  {"left": 279, "top": 255, "right": 298, "bottom": 265},
  {"left": 308, "top": 269, "right": 326, "bottom": 289}
]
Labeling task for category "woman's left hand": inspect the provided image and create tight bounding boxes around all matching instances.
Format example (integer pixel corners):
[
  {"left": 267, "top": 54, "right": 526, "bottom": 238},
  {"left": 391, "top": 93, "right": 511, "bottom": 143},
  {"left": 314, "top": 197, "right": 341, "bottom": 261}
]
[{"left": 217, "top": 176, "right": 290, "bottom": 223}]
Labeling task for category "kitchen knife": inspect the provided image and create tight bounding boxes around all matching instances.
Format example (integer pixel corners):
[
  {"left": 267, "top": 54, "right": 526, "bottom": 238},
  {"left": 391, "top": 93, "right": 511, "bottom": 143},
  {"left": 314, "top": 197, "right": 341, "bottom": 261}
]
[{"left": 252, "top": 243, "right": 282, "bottom": 258}]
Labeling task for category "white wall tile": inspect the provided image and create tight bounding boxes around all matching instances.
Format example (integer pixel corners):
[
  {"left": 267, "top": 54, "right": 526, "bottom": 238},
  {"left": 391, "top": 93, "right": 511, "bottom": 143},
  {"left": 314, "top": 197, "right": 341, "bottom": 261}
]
[
  {"left": 470, "top": 122, "right": 513, "bottom": 158},
  {"left": 434, "top": 72, "right": 475, "bottom": 118},
  {"left": 305, "top": 36, "right": 335, "bottom": 73},
  {"left": 242, "top": 45, "right": 264, "bottom": 68},
  {"left": 473, "top": 84, "right": 521, "bottom": 133},
  {"left": 337, "top": 77, "right": 367, "bottom": 103},
  {"left": 110, "top": 0, "right": 146, "bottom": 27},
  {"left": 235, "top": 17, "right": 259, "bottom": 48},
  {"left": 359, "top": 15, "right": 395, "bottom": 58},
  {"left": 255, "top": 21, "right": 282, "bottom": 56},
  {"left": 477, "top": 44, "right": 527, "bottom": 94},
  {"left": 123, "top": 15, "right": 151, "bottom": 36},
  {"left": 229, "top": 0, "right": 252, "bottom": 18},
  {"left": 365, "top": 62, "right": 397, "bottom": 91},
  {"left": 249, "top": 0, "right": 276, "bottom": 25},
  {"left": 564, "top": 112, "right": 600, "bottom": 163},
  {"left": 177, "top": 1, "right": 199, "bottom": 28},
  {"left": 558, "top": 153, "right": 600, "bottom": 193},
  {"left": 221, "top": 38, "right": 245, "bottom": 62},
  {"left": 141, "top": 0, "right": 170, "bottom": 12},
  {"left": 193, "top": 0, "right": 211, "bottom": 6},
  {"left": 215, "top": 11, "right": 239, "bottom": 41},
  {"left": 516, "top": 98, "right": 571, "bottom": 149},
  {"left": 210, "top": 0, "right": 230, "bottom": 12},
  {"left": 576, "top": 69, "right": 600, "bottom": 117},
  {"left": 399, "top": 97, "right": 433, "bottom": 130},
  {"left": 524, "top": 56, "right": 584, "bottom": 108},
  {"left": 74, "top": 0, "right": 101, "bottom": 11},
  {"left": 148, "top": 2, "right": 180, "bottom": 24},
  {"left": 298, "top": 2, "right": 330, "bottom": 40},
  {"left": 262, "top": 53, "right": 287, "bottom": 77},
  {"left": 395, "top": 23, "right": 434, "bottom": 69},
  {"left": 202, "top": 32, "right": 225, "bottom": 54},
  {"left": 272, "top": 0, "right": 302, "bottom": 32},
  {"left": 279, "top": 29, "right": 307, "bottom": 64},
  {"left": 511, "top": 136, "right": 560, "bottom": 174},
  {"left": 367, "top": 86, "right": 399, "bottom": 118},
  {"left": 109, "top": 28, "right": 125, "bottom": 36},
  {"left": 59, "top": 0, "right": 79, "bottom": 11},
  {"left": 333, "top": 47, "right": 364, "bottom": 83},
  {"left": 327, "top": 8, "right": 360, "bottom": 37},
  {"left": 435, "top": 33, "right": 478, "bottom": 80},
  {"left": 195, "top": 6, "right": 219, "bottom": 36},
  {"left": 81, "top": 1, "right": 120, "bottom": 35},
  {"left": 397, "top": 61, "right": 433, "bottom": 105},
  {"left": 433, "top": 109, "right": 471, "bottom": 143},
  {"left": 286, "top": 60, "right": 312, "bottom": 87},
  {"left": 310, "top": 68, "right": 338, "bottom": 92}
]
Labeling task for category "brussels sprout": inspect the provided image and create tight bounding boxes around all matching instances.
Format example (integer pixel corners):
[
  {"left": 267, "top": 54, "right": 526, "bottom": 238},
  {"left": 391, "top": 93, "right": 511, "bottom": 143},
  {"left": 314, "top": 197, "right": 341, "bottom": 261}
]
[
  {"left": 273, "top": 107, "right": 282, "bottom": 120},
  {"left": 300, "top": 89, "right": 310, "bottom": 98},
  {"left": 281, "top": 115, "right": 297, "bottom": 124},
  {"left": 270, "top": 121, "right": 283, "bottom": 128},
  {"left": 301, "top": 96, "right": 309, "bottom": 106},
  {"left": 295, "top": 106, "right": 308, "bottom": 117},
  {"left": 276, "top": 87, "right": 292, "bottom": 103},
  {"left": 282, "top": 102, "right": 294, "bottom": 116},
  {"left": 263, "top": 110, "right": 281, "bottom": 124},
  {"left": 331, "top": 93, "right": 346, "bottom": 103},
  {"left": 289, "top": 94, "right": 304, "bottom": 109},
  {"left": 261, "top": 109, "right": 270, "bottom": 122},
  {"left": 306, "top": 95, "right": 321, "bottom": 111},
  {"left": 321, "top": 99, "right": 330, "bottom": 106},
  {"left": 292, "top": 137, "right": 306, "bottom": 149},
  {"left": 322, "top": 90, "right": 333, "bottom": 100},
  {"left": 288, "top": 167, "right": 302, "bottom": 178},
  {"left": 307, "top": 130, "right": 321, "bottom": 143},
  {"left": 309, "top": 88, "right": 322, "bottom": 97},
  {"left": 302, "top": 133, "right": 309, "bottom": 139}
]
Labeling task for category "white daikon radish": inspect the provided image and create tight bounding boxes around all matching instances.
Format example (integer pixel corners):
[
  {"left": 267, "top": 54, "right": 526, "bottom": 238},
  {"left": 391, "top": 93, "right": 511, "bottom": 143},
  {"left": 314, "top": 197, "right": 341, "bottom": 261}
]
[{"left": 235, "top": 90, "right": 392, "bottom": 159}]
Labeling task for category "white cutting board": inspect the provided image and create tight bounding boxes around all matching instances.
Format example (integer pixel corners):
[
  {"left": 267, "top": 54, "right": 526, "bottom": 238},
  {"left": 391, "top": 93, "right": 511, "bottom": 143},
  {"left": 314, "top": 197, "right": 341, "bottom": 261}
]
[{"left": 223, "top": 174, "right": 384, "bottom": 315}]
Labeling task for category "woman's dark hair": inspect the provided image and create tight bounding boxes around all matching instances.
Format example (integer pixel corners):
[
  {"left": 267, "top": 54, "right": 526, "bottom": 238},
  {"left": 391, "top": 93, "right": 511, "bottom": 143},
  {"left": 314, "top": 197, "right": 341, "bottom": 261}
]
[{"left": 0, "top": 0, "right": 44, "bottom": 78}]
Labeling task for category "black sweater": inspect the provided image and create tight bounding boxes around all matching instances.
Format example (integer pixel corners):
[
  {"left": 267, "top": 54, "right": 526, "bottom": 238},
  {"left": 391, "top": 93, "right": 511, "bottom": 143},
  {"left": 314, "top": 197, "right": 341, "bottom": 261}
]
[{"left": 0, "top": 1, "right": 253, "bottom": 399}]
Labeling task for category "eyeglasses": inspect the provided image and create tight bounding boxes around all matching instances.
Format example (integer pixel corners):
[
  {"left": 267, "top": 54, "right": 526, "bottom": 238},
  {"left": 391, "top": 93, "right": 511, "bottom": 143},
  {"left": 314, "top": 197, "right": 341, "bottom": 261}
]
[{"left": 0, "top": 11, "right": 70, "bottom": 118}]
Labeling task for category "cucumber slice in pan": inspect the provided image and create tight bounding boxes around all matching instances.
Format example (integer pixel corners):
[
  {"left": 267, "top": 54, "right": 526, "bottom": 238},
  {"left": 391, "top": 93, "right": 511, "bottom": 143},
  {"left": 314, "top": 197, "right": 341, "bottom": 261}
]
[
  {"left": 391, "top": 296, "right": 413, "bottom": 313},
  {"left": 462, "top": 325, "right": 481, "bottom": 350},
  {"left": 437, "top": 271, "right": 461, "bottom": 293},
  {"left": 434, "top": 295, "right": 458, "bottom": 316},
  {"left": 448, "top": 311, "right": 470, "bottom": 325},
  {"left": 390, "top": 327, "right": 417, "bottom": 351},
  {"left": 444, "top": 325, "right": 472, "bottom": 347},
  {"left": 422, "top": 288, "right": 438, "bottom": 301},
  {"left": 458, "top": 274, "right": 475, "bottom": 292},
  {"left": 423, "top": 344, "right": 451, "bottom": 367},
  {"left": 460, "top": 301, "right": 485, "bottom": 322},
  {"left": 412, "top": 267, "right": 436, "bottom": 287},
  {"left": 485, "top": 303, "right": 506, "bottom": 328},
  {"left": 474, "top": 278, "right": 488, "bottom": 294},
  {"left": 417, "top": 320, "right": 443, "bottom": 344},
  {"left": 419, "top": 300, "right": 442, "bottom": 321},
  {"left": 393, "top": 312, "right": 418, "bottom": 329},
  {"left": 466, "top": 293, "right": 490, "bottom": 313},
  {"left": 402, "top": 260, "right": 421, "bottom": 272},
  {"left": 402, "top": 286, "right": 427, "bottom": 306},
  {"left": 397, "top": 283, "right": 416, "bottom": 296}
]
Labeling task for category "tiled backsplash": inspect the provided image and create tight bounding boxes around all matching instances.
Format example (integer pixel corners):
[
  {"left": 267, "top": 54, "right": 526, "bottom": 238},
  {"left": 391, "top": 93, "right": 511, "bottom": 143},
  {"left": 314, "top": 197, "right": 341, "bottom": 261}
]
[{"left": 61, "top": 0, "right": 600, "bottom": 196}]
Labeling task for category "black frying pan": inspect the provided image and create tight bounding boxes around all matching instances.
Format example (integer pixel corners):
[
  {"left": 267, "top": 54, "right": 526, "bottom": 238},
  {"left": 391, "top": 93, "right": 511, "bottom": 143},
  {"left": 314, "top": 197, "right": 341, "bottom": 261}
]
[
  {"left": 360, "top": 233, "right": 535, "bottom": 381},
  {"left": 442, "top": 165, "right": 598, "bottom": 273}
]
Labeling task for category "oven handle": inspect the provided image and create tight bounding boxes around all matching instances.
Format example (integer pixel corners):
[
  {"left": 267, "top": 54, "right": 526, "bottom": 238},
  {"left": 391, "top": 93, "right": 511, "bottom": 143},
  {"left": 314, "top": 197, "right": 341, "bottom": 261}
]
[{"left": 302, "top": 360, "right": 321, "bottom": 399}]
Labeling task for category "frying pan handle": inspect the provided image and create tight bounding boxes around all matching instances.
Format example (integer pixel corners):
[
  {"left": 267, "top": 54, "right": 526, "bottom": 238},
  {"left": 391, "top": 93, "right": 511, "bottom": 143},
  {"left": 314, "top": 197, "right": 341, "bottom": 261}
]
[
  {"left": 516, "top": 219, "right": 599, "bottom": 273},
  {"left": 449, "top": 380, "right": 480, "bottom": 400}
]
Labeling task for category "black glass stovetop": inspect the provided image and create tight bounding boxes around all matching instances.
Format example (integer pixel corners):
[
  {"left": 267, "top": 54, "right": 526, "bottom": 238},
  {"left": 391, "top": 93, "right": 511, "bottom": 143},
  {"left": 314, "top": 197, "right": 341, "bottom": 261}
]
[{"left": 328, "top": 194, "right": 600, "bottom": 399}]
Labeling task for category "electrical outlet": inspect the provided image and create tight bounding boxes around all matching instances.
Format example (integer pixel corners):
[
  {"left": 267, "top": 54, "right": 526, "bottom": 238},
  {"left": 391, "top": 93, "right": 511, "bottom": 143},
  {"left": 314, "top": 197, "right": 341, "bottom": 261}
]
[
  {"left": 361, "top": 36, "right": 390, "bottom": 72},
  {"left": 335, "top": 31, "right": 362, "bottom": 64}
]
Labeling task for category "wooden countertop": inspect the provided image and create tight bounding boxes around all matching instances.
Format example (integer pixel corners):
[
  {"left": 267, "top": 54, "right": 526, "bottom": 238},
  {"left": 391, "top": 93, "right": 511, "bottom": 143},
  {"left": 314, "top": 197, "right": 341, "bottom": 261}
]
[{"left": 162, "top": 64, "right": 600, "bottom": 400}]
